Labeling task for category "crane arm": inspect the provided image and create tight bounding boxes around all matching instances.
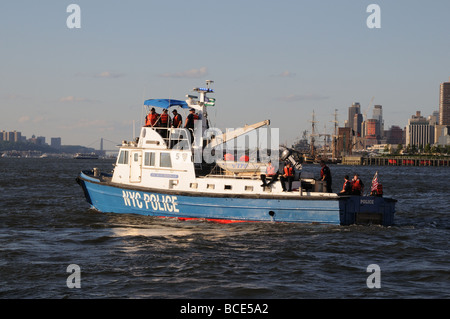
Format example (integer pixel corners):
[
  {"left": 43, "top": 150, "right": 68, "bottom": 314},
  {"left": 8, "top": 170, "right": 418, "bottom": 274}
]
[{"left": 207, "top": 120, "right": 270, "bottom": 149}]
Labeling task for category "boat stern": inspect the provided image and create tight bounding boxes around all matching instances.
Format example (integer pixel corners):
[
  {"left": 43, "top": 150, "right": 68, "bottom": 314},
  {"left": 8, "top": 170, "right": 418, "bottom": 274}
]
[{"left": 339, "top": 196, "right": 396, "bottom": 226}]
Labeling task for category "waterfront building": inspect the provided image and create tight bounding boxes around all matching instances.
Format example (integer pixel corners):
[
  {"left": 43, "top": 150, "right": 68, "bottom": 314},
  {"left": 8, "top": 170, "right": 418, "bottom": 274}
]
[
  {"left": 435, "top": 125, "right": 450, "bottom": 146},
  {"left": 439, "top": 78, "right": 450, "bottom": 125},
  {"left": 437, "top": 126, "right": 450, "bottom": 146},
  {"left": 51, "top": 137, "right": 62, "bottom": 149},
  {"left": 406, "top": 111, "right": 435, "bottom": 147},
  {"left": 13, "top": 131, "right": 21, "bottom": 143},
  {"left": 385, "top": 125, "right": 404, "bottom": 145}
]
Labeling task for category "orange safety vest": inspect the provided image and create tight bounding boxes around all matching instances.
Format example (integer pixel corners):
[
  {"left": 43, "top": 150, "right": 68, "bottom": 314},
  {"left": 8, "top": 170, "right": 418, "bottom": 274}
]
[
  {"left": 146, "top": 112, "right": 159, "bottom": 126},
  {"left": 284, "top": 166, "right": 293, "bottom": 176},
  {"left": 160, "top": 113, "right": 169, "bottom": 125},
  {"left": 352, "top": 179, "right": 362, "bottom": 192},
  {"left": 173, "top": 114, "right": 182, "bottom": 127}
]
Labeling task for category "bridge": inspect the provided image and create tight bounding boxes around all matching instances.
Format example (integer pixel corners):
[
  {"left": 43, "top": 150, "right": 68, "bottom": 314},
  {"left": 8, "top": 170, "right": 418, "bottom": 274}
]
[{"left": 86, "top": 138, "right": 121, "bottom": 154}]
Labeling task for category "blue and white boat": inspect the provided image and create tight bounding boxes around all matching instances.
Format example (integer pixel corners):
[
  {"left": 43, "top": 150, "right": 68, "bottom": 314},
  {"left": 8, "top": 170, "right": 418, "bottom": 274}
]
[{"left": 76, "top": 81, "right": 396, "bottom": 226}]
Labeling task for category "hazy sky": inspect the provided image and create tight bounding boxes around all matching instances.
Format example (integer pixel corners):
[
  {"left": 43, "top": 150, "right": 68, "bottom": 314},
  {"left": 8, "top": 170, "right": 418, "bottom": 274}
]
[{"left": 1, "top": 0, "right": 450, "bottom": 149}]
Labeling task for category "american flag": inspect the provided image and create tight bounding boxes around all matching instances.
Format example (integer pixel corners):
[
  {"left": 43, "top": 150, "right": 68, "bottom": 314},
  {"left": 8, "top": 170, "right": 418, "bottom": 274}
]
[{"left": 371, "top": 171, "right": 379, "bottom": 192}]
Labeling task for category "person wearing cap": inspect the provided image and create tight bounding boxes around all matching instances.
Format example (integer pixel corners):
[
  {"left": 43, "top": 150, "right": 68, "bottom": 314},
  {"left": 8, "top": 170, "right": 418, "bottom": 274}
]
[
  {"left": 185, "top": 108, "right": 199, "bottom": 144},
  {"left": 261, "top": 160, "right": 278, "bottom": 188},
  {"left": 160, "top": 109, "right": 170, "bottom": 127},
  {"left": 145, "top": 107, "right": 159, "bottom": 127},
  {"left": 172, "top": 109, "right": 182, "bottom": 128},
  {"left": 184, "top": 108, "right": 198, "bottom": 130},
  {"left": 157, "top": 109, "right": 171, "bottom": 138}
]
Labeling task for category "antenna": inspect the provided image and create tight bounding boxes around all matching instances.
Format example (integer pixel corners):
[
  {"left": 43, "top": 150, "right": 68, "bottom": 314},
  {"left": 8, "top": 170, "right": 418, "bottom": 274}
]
[{"left": 206, "top": 80, "right": 214, "bottom": 89}]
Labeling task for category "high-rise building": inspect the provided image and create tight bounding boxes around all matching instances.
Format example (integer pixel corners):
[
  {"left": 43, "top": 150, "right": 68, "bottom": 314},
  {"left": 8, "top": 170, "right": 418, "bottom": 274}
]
[
  {"left": 51, "top": 137, "right": 62, "bottom": 149},
  {"left": 406, "top": 111, "right": 435, "bottom": 147},
  {"left": 13, "top": 131, "right": 21, "bottom": 142},
  {"left": 6, "top": 131, "right": 14, "bottom": 142},
  {"left": 36, "top": 136, "right": 46, "bottom": 145},
  {"left": 372, "top": 105, "right": 384, "bottom": 138},
  {"left": 346, "top": 102, "right": 360, "bottom": 133},
  {"left": 353, "top": 113, "right": 363, "bottom": 137},
  {"left": 439, "top": 78, "right": 450, "bottom": 125}
]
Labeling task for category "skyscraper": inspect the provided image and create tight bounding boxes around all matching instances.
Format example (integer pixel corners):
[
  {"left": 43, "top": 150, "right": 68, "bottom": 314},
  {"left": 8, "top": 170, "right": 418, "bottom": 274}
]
[
  {"left": 346, "top": 102, "right": 360, "bottom": 133},
  {"left": 372, "top": 105, "right": 384, "bottom": 138},
  {"left": 439, "top": 78, "right": 450, "bottom": 125}
]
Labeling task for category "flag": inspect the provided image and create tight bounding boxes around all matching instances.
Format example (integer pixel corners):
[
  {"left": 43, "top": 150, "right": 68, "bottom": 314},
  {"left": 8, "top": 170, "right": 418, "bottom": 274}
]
[
  {"left": 371, "top": 171, "right": 379, "bottom": 193},
  {"left": 205, "top": 97, "right": 215, "bottom": 107}
]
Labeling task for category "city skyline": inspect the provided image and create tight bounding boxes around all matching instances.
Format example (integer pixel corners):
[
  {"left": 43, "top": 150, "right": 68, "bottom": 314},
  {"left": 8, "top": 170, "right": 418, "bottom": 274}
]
[{"left": 1, "top": 1, "right": 450, "bottom": 147}]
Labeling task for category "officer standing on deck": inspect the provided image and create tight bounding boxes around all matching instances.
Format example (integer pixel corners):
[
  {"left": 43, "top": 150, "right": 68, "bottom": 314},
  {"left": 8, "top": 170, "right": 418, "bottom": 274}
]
[{"left": 320, "top": 160, "right": 332, "bottom": 193}]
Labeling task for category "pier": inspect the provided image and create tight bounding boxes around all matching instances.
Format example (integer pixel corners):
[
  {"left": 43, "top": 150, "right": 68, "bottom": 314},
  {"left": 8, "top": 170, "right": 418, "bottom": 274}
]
[{"left": 342, "top": 156, "right": 450, "bottom": 166}]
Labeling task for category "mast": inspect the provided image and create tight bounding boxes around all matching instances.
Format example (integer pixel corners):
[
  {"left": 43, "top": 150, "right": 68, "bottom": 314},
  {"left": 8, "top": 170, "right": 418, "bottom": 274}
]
[
  {"left": 330, "top": 109, "right": 338, "bottom": 159},
  {"left": 309, "top": 110, "right": 318, "bottom": 157}
]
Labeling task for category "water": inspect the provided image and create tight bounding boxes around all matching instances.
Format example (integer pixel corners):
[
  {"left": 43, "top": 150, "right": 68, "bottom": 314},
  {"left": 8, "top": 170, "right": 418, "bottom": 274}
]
[{"left": 0, "top": 158, "right": 449, "bottom": 300}]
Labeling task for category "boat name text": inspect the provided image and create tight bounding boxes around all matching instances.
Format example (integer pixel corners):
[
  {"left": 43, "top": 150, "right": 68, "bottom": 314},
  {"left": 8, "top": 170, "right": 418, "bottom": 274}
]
[{"left": 122, "top": 191, "right": 179, "bottom": 212}]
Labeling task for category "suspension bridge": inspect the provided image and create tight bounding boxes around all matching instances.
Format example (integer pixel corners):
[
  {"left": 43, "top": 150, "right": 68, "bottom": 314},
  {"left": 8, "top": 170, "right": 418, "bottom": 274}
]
[{"left": 86, "top": 138, "right": 121, "bottom": 154}]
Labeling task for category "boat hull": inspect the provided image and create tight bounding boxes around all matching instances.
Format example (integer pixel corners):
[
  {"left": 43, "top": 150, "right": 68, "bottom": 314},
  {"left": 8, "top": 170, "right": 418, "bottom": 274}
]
[{"left": 76, "top": 171, "right": 396, "bottom": 226}]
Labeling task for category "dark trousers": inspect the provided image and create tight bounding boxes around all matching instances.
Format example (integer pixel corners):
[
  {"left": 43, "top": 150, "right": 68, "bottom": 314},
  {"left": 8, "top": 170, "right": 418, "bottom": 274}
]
[
  {"left": 280, "top": 175, "right": 293, "bottom": 191},
  {"left": 261, "top": 173, "right": 278, "bottom": 186}
]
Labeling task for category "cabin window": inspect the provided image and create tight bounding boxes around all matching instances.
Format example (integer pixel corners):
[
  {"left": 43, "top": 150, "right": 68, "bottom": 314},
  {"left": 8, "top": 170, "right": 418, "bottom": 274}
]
[
  {"left": 134, "top": 153, "right": 139, "bottom": 162},
  {"left": 117, "top": 150, "right": 129, "bottom": 164},
  {"left": 160, "top": 152, "right": 172, "bottom": 168},
  {"left": 245, "top": 186, "right": 253, "bottom": 191},
  {"left": 207, "top": 184, "right": 215, "bottom": 190},
  {"left": 224, "top": 185, "right": 232, "bottom": 190},
  {"left": 190, "top": 183, "right": 198, "bottom": 189},
  {"left": 144, "top": 152, "right": 155, "bottom": 166}
]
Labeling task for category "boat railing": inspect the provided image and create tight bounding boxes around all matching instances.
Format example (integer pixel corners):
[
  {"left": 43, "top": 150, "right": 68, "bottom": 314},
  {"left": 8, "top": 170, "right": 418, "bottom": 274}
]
[{"left": 147, "top": 126, "right": 193, "bottom": 150}]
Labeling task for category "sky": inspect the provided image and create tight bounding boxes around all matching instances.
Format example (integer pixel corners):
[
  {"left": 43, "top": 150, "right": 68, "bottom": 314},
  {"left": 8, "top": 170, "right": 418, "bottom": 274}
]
[{"left": 1, "top": 0, "right": 450, "bottom": 149}]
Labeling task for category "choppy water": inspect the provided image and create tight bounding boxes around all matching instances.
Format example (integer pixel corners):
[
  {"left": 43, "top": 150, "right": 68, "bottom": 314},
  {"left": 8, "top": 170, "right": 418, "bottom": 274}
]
[{"left": 0, "top": 158, "right": 449, "bottom": 300}]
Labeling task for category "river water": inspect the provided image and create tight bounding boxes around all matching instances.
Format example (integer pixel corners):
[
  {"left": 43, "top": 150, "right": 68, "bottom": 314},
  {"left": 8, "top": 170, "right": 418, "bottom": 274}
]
[{"left": 0, "top": 158, "right": 448, "bottom": 301}]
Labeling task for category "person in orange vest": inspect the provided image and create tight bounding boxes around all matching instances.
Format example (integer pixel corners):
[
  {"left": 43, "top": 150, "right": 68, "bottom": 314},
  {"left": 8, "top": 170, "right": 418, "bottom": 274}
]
[
  {"left": 145, "top": 107, "right": 159, "bottom": 127},
  {"left": 338, "top": 175, "right": 353, "bottom": 195},
  {"left": 159, "top": 109, "right": 170, "bottom": 127},
  {"left": 261, "top": 160, "right": 278, "bottom": 188},
  {"left": 351, "top": 174, "right": 364, "bottom": 195},
  {"left": 320, "top": 160, "right": 332, "bottom": 193},
  {"left": 280, "top": 162, "right": 294, "bottom": 192},
  {"left": 157, "top": 109, "right": 171, "bottom": 138},
  {"left": 172, "top": 109, "right": 182, "bottom": 128}
]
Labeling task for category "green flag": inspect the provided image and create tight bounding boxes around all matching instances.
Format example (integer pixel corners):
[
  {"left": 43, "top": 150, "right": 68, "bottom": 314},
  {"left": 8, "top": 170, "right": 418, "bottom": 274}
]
[{"left": 205, "top": 98, "right": 215, "bottom": 107}]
